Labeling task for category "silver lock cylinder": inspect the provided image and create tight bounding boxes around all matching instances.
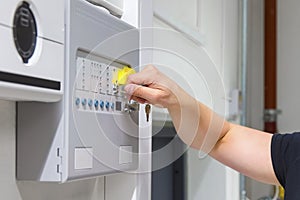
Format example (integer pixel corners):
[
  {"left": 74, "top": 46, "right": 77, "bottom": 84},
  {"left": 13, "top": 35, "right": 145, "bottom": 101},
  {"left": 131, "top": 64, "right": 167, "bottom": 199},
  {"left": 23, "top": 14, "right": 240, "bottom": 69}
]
[{"left": 124, "top": 101, "right": 139, "bottom": 113}]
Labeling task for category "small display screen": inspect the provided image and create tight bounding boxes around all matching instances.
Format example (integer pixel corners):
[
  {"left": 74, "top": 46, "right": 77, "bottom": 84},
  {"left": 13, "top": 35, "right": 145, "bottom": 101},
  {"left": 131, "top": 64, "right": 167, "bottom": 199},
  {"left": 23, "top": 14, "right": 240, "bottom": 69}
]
[
  {"left": 116, "top": 101, "right": 122, "bottom": 111},
  {"left": 76, "top": 50, "right": 129, "bottom": 73}
]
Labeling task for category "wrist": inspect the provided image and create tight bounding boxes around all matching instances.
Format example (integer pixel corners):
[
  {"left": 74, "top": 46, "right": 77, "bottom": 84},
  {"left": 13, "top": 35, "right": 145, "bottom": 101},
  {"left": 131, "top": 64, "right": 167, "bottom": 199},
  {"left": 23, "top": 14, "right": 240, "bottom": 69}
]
[{"left": 166, "top": 85, "right": 196, "bottom": 113}]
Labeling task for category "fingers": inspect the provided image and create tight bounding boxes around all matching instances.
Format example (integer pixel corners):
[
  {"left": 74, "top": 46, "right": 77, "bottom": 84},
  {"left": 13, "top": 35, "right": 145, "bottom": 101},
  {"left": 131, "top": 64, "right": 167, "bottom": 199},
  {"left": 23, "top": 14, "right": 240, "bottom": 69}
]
[
  {"left": 125, "top": 65, "right": 176, "bottom": 107},
  {"left": 126, "top": 65, "right": 159, "bottom": 85},
  {"left": 124, "top": 83, "right": 163, "bottom": 106},
  {"left": 131, "top": 96, "right": 147, "bottom": 104}
]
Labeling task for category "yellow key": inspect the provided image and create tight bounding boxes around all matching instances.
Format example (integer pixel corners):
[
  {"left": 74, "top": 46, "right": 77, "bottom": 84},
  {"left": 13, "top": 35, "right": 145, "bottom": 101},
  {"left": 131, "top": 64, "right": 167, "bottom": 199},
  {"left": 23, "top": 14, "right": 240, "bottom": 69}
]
[{"left": 112, "top": 66, "right": 136, "bottom": 85}]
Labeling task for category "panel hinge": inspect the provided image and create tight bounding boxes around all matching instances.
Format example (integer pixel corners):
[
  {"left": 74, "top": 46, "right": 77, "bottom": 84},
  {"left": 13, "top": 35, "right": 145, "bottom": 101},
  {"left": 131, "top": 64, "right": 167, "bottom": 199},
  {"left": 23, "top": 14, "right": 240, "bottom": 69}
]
[{"left": 56, "top": 148, "right": 63, "bottom": 175}]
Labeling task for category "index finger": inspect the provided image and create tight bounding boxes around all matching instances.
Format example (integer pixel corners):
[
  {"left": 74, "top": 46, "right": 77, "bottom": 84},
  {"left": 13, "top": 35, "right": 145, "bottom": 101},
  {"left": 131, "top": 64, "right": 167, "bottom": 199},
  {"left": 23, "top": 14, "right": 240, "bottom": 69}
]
[{"left": 126, "top": 65, "right": 159, "bottom": 85}]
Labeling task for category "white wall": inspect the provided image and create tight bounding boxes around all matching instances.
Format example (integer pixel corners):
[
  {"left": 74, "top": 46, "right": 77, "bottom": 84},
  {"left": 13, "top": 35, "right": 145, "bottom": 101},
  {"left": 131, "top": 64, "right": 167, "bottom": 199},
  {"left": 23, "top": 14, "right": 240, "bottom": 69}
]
[
  {"left": 152, "top": 0, "right": 240, "bottom": 199},
  {"left": 277, "top": 0, "right": 300, "bottom": 133},
  {"left": 187, "top": 0, "right": 240, "bottom": 199}
]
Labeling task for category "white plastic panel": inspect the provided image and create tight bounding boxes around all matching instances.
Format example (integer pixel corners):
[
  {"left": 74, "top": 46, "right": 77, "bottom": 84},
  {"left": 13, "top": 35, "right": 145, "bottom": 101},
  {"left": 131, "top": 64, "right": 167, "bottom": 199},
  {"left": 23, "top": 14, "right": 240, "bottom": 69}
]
[
  {"left": 0, "top": 0, "right": 64, "bottom": 102},
  {"left": 75, "top": 148, "right": 94, "bottom": 170},
  {"left": 0, "top": 26, "right": 63, "bottom": 82},
  {"left": 0, "top": 0, "right": 22, "bottom": 25},
  {"left": 119, "top": 146, "right": 133, "bottom": 164},
  {"left": 0, "top": 0, "right": 64, "bottom": 43},
  {"left": 88, "top": 0, "right": 124, "bottom": 16}
]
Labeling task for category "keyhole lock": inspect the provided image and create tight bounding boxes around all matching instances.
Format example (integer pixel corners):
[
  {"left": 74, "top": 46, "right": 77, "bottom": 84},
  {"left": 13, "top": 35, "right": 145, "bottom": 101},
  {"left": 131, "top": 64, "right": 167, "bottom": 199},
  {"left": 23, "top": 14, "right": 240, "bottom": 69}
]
[{"left": 124, "top": 101, "right": 139, "bottom": 113}]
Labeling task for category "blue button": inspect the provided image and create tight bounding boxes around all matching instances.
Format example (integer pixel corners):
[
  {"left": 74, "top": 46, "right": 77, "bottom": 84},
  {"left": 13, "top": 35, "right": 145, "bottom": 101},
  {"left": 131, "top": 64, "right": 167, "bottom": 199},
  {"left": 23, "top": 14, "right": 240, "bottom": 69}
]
[
  {"left": 75, "top": 98, "right": 80, "bottom": 106},
  {"left": 105, "top": 101, "right": 110, "bottom": 109},
  {"left": 94, "top": 100, "right": 99, "bottom": 108},
  {"left": 82, "top": 98, "right": 87, "bottom": 106},
  {"left": 100, "top": 100, "right": 104, "bottom": 109},
  {"left": 88, "top": 99, "right": 93, "bottom": 107},
  {"left": 111, "top": 102, "right": 115, "bottom": 110}
]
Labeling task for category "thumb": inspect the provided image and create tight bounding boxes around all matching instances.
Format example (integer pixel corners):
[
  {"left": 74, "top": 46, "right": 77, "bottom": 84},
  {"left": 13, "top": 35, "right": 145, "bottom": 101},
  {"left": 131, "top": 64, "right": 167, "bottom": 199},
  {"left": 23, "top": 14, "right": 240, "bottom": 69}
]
[
  {"left": 125, "top": 84, "right": 164, "bottom": 106},
  {"left": 124, "top": 84, "right": 140, "bottom": 98},
  {"left": 124, "top": 84, "right": 148, "bottom": 104}
]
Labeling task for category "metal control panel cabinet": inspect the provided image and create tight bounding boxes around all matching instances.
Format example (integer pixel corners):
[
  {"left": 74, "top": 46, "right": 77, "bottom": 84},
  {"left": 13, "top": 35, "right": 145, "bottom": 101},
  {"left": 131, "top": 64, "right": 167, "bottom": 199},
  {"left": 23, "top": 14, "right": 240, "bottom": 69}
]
[
  {"left": 17, "top": 0, "right": 139, "bottom": 182},
  {"left": 0, "top": 0, "right": 64, "bottom": 101},
  {"left": 88, "top": 0, "right": 124, "bottom": 17}
]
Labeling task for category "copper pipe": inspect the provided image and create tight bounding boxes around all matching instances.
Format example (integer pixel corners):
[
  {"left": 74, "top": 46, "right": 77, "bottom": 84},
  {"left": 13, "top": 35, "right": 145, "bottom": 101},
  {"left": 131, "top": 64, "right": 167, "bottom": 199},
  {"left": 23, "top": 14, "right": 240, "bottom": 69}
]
[{"left": 264, "top": 0, "right": 277, "bottom": 133}]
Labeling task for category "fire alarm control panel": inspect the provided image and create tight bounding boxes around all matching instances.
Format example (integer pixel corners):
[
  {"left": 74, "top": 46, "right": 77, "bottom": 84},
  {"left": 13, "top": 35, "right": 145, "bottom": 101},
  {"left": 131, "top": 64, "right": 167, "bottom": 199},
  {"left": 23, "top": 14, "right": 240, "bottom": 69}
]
[{"left": 16, "top": 0, "right": 139, "bottom": 182}]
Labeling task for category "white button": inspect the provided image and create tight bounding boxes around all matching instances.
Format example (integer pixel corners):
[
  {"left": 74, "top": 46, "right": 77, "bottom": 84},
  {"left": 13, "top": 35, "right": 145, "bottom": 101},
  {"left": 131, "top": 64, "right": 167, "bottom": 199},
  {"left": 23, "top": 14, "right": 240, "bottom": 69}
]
[
  {"left": 74, "top": 148, "right": 93, "bottom": 170},
  {"left": 119, "top": 146, "right": 133, "bottom": 164}
]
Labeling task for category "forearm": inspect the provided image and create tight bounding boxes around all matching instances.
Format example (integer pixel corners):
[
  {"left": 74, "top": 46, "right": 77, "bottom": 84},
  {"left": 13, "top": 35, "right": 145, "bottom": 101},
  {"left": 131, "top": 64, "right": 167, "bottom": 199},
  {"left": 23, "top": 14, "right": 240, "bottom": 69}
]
[{"left": 167, "top": 87, "right": 230, "bottom": 153}]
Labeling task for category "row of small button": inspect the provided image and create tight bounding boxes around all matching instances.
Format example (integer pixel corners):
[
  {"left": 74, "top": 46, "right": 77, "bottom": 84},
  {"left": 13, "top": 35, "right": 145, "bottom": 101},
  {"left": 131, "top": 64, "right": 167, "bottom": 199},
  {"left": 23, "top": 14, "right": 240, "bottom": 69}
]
[{"left": 75, "top": 97, "right": 115, "bottom": 110}]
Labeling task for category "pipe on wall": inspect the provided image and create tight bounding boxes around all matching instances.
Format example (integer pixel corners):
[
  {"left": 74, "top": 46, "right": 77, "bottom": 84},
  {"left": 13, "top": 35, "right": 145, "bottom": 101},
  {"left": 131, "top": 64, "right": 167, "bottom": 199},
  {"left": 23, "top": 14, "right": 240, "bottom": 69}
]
[
  {"left": 264, "top": 0, "right": 282, "bottom": 199},
  {"left": 240, "top": 0, "right": 248, "bottom": 199},
  {"left": 264, "top": 0, "right": 278, "bottom": 134}
]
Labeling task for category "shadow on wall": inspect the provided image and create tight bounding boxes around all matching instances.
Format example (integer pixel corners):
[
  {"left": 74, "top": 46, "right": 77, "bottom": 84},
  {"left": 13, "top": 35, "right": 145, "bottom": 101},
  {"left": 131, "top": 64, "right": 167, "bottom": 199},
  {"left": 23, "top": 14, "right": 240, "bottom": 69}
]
[{"left": 16, "top": 178, "right": 104, "bottom": 200}]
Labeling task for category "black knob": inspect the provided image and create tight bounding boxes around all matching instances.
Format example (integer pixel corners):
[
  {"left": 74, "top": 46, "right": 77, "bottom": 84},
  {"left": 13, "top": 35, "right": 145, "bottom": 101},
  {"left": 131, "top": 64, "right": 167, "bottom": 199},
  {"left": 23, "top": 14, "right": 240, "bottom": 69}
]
[{"left": 13, "top": 1, "right": 37, "bottom": 64}]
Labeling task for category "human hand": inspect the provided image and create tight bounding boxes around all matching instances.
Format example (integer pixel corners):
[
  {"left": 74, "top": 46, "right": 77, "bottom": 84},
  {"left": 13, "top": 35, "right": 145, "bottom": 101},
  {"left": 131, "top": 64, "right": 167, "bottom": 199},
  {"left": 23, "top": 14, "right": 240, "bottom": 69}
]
[
  {"left": 126, "top": 65, "right": 217, "bottom": 152},
  {"left": 124, "top": 65, "right": 181, "bottom": 109}
]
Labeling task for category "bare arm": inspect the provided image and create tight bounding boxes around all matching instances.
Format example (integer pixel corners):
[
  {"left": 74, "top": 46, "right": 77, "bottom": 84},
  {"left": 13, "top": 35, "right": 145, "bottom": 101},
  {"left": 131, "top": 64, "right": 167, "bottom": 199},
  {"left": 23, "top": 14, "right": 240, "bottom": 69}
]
[{"left": 125, "top": 65, "right": 279, "bottom": 185}]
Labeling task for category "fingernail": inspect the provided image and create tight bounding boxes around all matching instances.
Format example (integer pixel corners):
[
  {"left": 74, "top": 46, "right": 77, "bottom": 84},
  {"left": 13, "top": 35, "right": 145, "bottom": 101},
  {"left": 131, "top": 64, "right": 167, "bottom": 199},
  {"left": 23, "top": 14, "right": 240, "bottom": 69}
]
[{"left": 124, "top": 84, "right": 136, "bottom": 96}]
